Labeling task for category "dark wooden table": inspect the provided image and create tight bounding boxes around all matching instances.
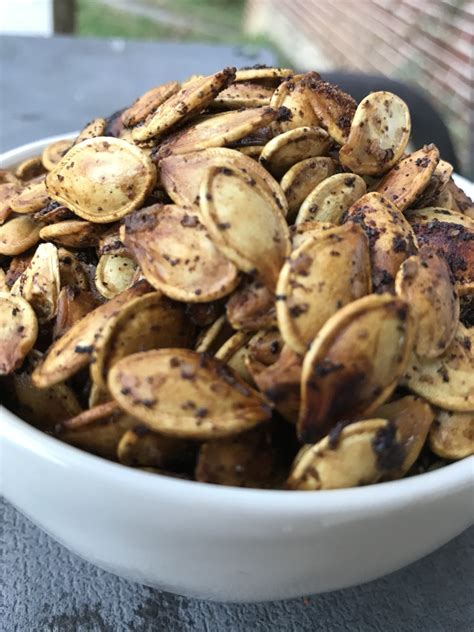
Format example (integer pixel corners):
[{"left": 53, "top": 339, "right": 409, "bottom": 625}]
[{"left": 1, "top": 35, "right": 473, "bottom": 632}]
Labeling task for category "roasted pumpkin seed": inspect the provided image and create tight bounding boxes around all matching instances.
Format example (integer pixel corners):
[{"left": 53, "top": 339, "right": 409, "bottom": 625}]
[
  {"left": 11, "top": 242, "right": 60, "bottom": 323},
  {"left": 226, "top": 278, "right": 276, "bottom": 331},
  {"left": 280, "top": 156, "right": 336, "bottom": 220},
  {"left": 405, "top": 207, "right": 474, "bottom": 295},
  {"left": 123, "top": 204, "right": 239, "bottom": 302},
  {"left": 395, "top": 246, "right": 459, "bottom": 358},
  {"left": 11, "top": 372, "right": 81, "bottom": 430},
  {"left": 41, "top": 139, "right": 73, "bottom": 171},
  {"left": 376, "top": 144, "right": 440, "bottom": 211},
  {"left": 276, "top": 224, "right": 371, "bottom": 354},
  {"left": 0, "top": 215, "right": 42, "bottom": 256},
  {"left": 374, "top": 395, "right": 434, "bottom": 478},
  {"left": 95, "top": 254, "right": 137, "bottom": 300},
  {"left": 304, "top": 74, "right": 357, "bottom": 145},
  {"left": 39, "top": 219, "right": 105, "bottom": 248},
  {"left": 287, "top": 418, "right": 393, "bottom": 490},
  {"left": 132, "top": 67, "right": 235, "bottom": 142},
  {"left": 195, "top": 423, "right": 288, "bottom": 488},
  {"left": 32, "top": 280, "right": 151, "bottom": 388},
  {"left": 10, "top": 176, "right": 49, "bottom": 214},
  {"left": 108, "top": 349, "right": 272, "bottom": 439},
  {"left": 345, "top": 192, "right": 418, "bottom": 293},
  {"left": 157, "top": 107, "right": 280, "bottom": 158},
  {"left": 200, "top": 166, "right": 290, "bottom": 290},
  {"left": 299, "top": 294, "right": 415, "bottom": 442},
  {"left": 259, "top": 126, "right": 331, "bottom": 179},
  {"left": 402, "top": 323, "right": 474, "bottom": 411},
  {"left": 122, "top": 81, "right": 181, "bottom": 127},
  {"left": 429, "top": 410, "right": 474, "bottom": 460},
  {"left": 73, "top": 117, "right": 107, "bottom": 144},
  {"left": 46, "top": 137, "right": 157, "bottom": 223},
  {"left": 159, "top": 147, "right": 288, "bottom": 215},
  {"left": 0, "top": 292, "right": 38, "bottom": 375},
  {"left": 91, "top": 292, "right": 193, "bottom": 393},
  {"left": 339, "top": 91, "right": 411, "bottom": 175},
  {"left": 15, "top": 156, "right": 46, "bottom": 181},
  {"left": 296, "top": 172, "right": 366, "bottom": 225}
]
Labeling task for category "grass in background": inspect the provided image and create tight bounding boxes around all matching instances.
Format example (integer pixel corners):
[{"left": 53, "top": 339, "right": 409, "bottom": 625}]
[
  {"left": 76, "top": 0, "right": 291, "bottom": 66},
  {"left": 77, "top": 0, "right": 188, "bottom": 39}
]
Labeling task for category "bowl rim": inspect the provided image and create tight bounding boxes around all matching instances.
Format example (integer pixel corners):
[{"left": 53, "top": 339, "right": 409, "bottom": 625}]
[{"left": 1, "top": 134, "right": 473, "bottom": 514}]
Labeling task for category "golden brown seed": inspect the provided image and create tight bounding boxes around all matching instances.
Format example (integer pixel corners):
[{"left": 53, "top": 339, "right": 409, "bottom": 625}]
[
  {"left": 226, "top": 279, "right": 276, "bottom": 331},
  {"left": 270, "top": 75, "right": 321, "bottom": 133},
  {"left": 0, "top": 181, "right": 22, "bottom": 224},
  {"left": 73, "top": 118, "right": 107, "bottom": 145},
  {"left": 395, "top": 246, "right": 459, "bottom": 358},
  {"left": 57, "top": 405, "right": 137, "bottom": 460},
  {"left": 376, "top": 145, "right": 440, "bottom": 211},
  {"left": 345, "top": 192, "right": 418, "bottom": 293},
  {"left": 280, "top": 156, "right": 336, "bottom": 220},
  {"left": 194, "top": 315, "right": 233, "bottom": 354},
  {"left": 46, "top": 137, "right": 157, "bottom": 223},
  {"left": 132, "top": 67, "right": 236, "bottom": 142},
  {"left": 158, "top": 147, "right": 288, "bottom": 215},
  {"left": 304, "top": 73, "right": 357, "bottom": 145},
  {"left": 405, "top": 207, "right": 474, "bottom": 296},
  {"left": 41, "top": 139, "right": 73, "bottom": 171},
  {"left": 413, "top": 160, "right": 453, "bottom": 209},
  {"left": 429, "top": 410, "right": 474, "bottom": 460},
  {"left": 249, "top": 344, "right": 302, "bottom": 423},
  {"left": 276, "top": 224, "right": 371, "bottom": 354},
  {"left": 289, "top": 221, "right": 336, "bottom": 248},
  {"left": 11, "top": 372, "right": 81, "bottom": 431},
  {"left": 15, "top": 156, "right": 46, "bottom": 181},
  {"left": 234, "top": 67, "right": 293, "bottom": 82},
  {"left": 10, "top": 176, "right": 49, "bottom": 214},
  {"left": 91, "top": 292, "right": 193, "bottom": 393},
  {"left": 259, "top": 126, "right": 331, "bottom": 179},
  {"left": 211, "top": 81, "right": 274, "bottom": 110},
  {"left": 123, "top": 204, "right": 239, "bottom": 302},
  {"left": 374, "top": 395, "right": 434, "bottom": 478},
  {"left": 53, "top": 287, "right": 100, "bottom": 341},
  {"left": 402, "top": 323, "right": 474, "bottom": 412},
  {"left": 200, "top": 166, "right": 290, "bottom": 291},
  {"left": 298, "top": 294, "right": 416, "bottom": 442},
  {"left": 287, "top": 419, "right": 392, "bottom": 490},
  {"left": 0, "top": 292, "right": 38, "bottom": 375},
  {"left": 157, "top": 107, "right": 280, "bottom": 158},
  {"left": 95, "top": 254, "right": 137, "bottom": 300},
  {"left": 39, "top": 220, "right": 105, "bottom": 248},
  {"left": 11, "top": 242, "right": 60, "bottom": 323},
  {"left": 122, "top": 81, "right": 181, "bottom": 127},
  {"left": 108, "top": 349, "right": 272, "bottom": 440},
  {"left": 0, "top": 215, "right": 42, "bottom": 256},
  {"left": 296, "top": 173, "right": 367, "bottom": 225},
  {"left": 339, "top": 91, "right": 411, "bottom": 175},
  {"left": 215, "top": 330, "right": 253, "bottom": 383},
  {"left": 32, "top": 280, "right": 151, "bottom": 388}
]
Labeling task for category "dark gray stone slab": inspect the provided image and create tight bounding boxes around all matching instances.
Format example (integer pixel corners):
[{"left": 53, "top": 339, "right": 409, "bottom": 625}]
[
  {"left": 2, "top": 501, "right": 473, "bottom": 632},
  {"left": 0, "top": 35, "right": 275, "bottom": 151},
  {"left": 1, "top": 36, "right": 473, "bottom": 632}
]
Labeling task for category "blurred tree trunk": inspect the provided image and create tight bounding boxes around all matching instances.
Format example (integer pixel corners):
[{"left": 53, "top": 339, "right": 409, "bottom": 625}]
[{"left": 53, "top": 0, "right": 76, "bottom": 34}]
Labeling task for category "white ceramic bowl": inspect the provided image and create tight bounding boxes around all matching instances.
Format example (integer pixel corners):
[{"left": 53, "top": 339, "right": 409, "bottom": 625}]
[{"left": 1, "top": 136, "right": 473, "bottom": 603}]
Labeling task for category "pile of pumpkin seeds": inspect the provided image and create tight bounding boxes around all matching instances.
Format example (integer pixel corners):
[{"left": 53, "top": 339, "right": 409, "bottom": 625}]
[{"left": 1, "top": 66, "right": 473, "bottom": 490}]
